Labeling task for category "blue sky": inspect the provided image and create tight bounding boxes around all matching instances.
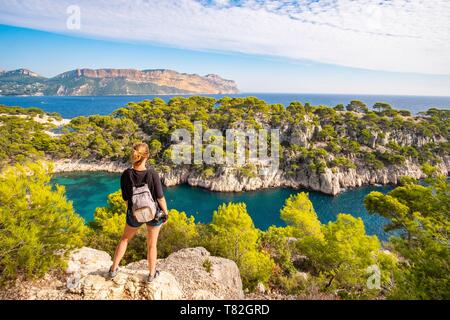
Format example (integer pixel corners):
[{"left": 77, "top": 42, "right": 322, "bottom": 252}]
[{"left": 1, "top": 0, "right": 450, "bottom": 95}]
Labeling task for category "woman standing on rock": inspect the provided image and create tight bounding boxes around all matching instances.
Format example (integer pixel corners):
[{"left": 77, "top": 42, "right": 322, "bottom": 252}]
[{"left": 109, "top": 142, "right": 169, "bottom": 282}]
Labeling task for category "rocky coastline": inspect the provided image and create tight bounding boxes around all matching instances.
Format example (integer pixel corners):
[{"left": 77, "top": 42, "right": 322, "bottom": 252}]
[{"left": 51, "top": 157, "right": 450, "bottom": 196}]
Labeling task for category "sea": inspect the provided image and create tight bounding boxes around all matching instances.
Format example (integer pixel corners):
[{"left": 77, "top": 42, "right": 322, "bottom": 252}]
[{"left": 1, "top": 93, "right": 449, "bottom": 118}]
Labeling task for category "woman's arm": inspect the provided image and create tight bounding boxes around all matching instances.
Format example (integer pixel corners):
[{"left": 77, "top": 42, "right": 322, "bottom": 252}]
[
  {"left": 152, "top": 169, "right": 168, "bottom": 216},
  {"left": 157, "top": 197, "right": 169, "bottom": 216}
]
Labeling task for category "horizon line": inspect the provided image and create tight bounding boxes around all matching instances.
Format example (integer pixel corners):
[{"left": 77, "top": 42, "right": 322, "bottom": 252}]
[{"left": 1, "top": 92, "right": 450, "bottom": 99}]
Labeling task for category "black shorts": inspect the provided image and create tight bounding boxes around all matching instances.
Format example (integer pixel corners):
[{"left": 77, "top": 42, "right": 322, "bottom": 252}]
[{"left": 126, "top": 209, "right": 163, "bottom": 228}]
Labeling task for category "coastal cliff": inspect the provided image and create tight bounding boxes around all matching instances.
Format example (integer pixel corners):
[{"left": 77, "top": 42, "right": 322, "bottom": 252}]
[
  {"left": 161, "top": 160, "right": 450, "bottom": 195},
  {"left": 52, "top": 157, "right": 450, "bottom": 195},
  {"left": 0, "top": 68, "right": 239, "bottom": 95}
]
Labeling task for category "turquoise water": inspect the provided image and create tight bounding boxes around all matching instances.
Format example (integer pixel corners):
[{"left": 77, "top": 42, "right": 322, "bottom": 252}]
[
  {"left": 51, "top": 172, "right": 394, "bottom": 240},
  {"left": 1, "top": 94, "right": 449, "bottom": 118}
]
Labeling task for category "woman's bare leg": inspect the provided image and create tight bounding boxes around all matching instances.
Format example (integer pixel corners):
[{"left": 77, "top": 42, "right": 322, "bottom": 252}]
[
  {"left": 111, "top": 224, "right": 139, "bottom": 271},
  {"left": 146, "top": 224, "right": 161, "bottom": 276}
]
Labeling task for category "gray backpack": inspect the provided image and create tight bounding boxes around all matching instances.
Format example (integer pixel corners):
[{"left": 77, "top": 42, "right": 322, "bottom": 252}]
[{"left": 129, "top": 169, "right": 157, "bottom": 223}]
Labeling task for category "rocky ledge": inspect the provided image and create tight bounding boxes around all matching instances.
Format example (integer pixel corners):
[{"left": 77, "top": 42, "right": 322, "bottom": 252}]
[
  {"left": 1, "top": 247, "right": 244, "bottom": 300},
  {"left": 52, "top": 157, "right": 449, "bottom": 196},
  {"left": 52, "top": 159, "right": 128, "bottom": 173}
]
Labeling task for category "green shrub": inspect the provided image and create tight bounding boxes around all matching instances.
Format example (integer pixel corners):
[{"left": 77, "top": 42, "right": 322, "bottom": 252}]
[
  {"left": 205, "top": 203, "right": 274, "bottom": 289},
  {"left": 271, "top": 272, "right": 309, "bottom": 295},
  {"left": 280, "top": 193, "right": 323, "bottom": 241},
  {"left": 331, "top": 156, "right": 356, "bottom": 170},
  {"left": 158, "top": 209, "right": 199, "bottom": 257},
  {"left": 313, "top": 214, "right": 396, "bottom": 298},
  {"left": 203, "top": 258, "right": 212, "bottom": 273},
  {"left": 365, "top": 175, "right": 450, "bottom": 299},
  {"left": 206, "top": 203, "right": 259, "bottom": 261},
  {"left": 239, "top": 250, "right": 274, "bottom": 290},
  {"left": 0, "top": 162, "right": 87, "bottom": 284},
  {"left": 238, "top": 164, "right": 257, "bottom": 178},
  {"left": 202, "top": 167, "right": 215, "bottom": 179},
  {"left": 259, "top": 226, "right": 296, "bottom": 275},
  {"left": 277, "top": 192, "right": 397, "bottom": 298}
]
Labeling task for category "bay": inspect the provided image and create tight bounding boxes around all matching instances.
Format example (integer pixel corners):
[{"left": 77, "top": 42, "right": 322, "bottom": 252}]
[{"left": 51, "top": 171, "right": 395, "bottom": 241}]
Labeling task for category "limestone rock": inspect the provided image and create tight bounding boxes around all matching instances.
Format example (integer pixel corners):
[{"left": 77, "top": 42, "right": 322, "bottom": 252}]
[
  {"left": 4, "top": 247, "right": 244, "bottom": 300},
  {"left": 52, "top": 148, "right": 449, "bottom": 197},
  {"left": 66, "top": 247, "right": 112, "bottom": 276},
  {"left": 52, "top": 159, "right": 127, "bottom": 173},
  {"left": 162, "top": 156, "right": 449, "bottom": 196},
  {"left": 157, "top": 247, "right": 244, "bottom": 300}
]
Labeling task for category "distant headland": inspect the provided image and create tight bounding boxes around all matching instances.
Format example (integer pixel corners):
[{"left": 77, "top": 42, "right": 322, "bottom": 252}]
[{"left": 0, "top": 68, "right": 239, "bottom": 96}]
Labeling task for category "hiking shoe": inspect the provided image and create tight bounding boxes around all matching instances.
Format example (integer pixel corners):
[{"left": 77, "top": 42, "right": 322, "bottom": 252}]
[
  {"left": 147, "top": 270, "right": 160, "bottom": 283},
  {"left": 108, "top": 266, "right": 119, "bottom": 278}
]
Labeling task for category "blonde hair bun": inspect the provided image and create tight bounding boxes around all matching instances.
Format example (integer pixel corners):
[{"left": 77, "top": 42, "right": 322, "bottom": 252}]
[{"left": 130, "top": 143, "right": 150, "bottom": 165}]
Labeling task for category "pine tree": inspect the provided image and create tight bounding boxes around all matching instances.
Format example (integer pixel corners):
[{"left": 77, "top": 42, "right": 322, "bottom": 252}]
[
  {"left": 365, "top": 171, "right": 450, "bottom": 299},
  {"left": 0, "top": 161, "right": 87, "bottom": 284}
]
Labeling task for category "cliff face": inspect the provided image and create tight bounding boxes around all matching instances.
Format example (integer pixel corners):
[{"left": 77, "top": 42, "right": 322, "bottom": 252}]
[
  {"left": 0, "top": 68, "right": 239, "bottom": 96},
  {"left": 160, "top": 159, "right": 449, "bottom": 195},
  {"left": 2, "top": 68, "right": 41, "bottom": 78},
  {"left": 52, "top": 156, "right": 450, "bottom": 196},
  {"left": 1, "top": 247, "right": 244, "bottom": 300}
]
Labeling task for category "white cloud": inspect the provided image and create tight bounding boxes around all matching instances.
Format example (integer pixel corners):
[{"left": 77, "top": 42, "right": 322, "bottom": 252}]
[{"left": 0, "top": 0, "right": 449, "bottom": 74}]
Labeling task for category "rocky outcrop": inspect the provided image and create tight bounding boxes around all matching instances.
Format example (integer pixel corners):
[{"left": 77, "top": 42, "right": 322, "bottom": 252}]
[
  {"left": 141, "top": 69, "right": 239, "bottom": 94},
  {"left": 160, "top": 158, "right": 449, "bottom": 195},
  {"left": 380, "top": 129, "right": 446, "bottom": 148},
  {"left": 52, "top": 159, "right": 128, "bottom": 173},
  {"left": 3, "top": 68, "right": 41, "bottom": 78},
  {"left": 3, "top": 247, "right": 244, "bottom": 300},
  {"left": 51, "top": 156, "right": 449, "bottom": 196},
  {"left": 0, "top": 68, "right": 239, "bottom": 96}
]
